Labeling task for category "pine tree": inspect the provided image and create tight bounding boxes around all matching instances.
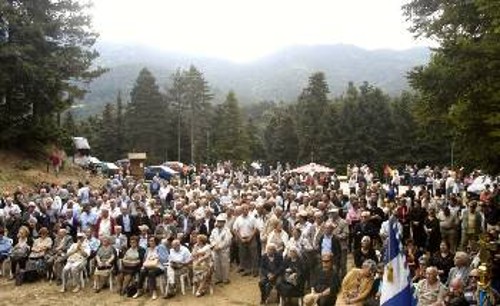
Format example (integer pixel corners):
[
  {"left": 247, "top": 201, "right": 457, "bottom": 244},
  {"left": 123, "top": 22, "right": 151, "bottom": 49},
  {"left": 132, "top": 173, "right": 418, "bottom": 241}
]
[
  {"left": 115, "top": 91, "right": 126, "bottom": 159},
  {"left": 96, "top": 103, "right": 118, "bottom": 161},
  {"left": 126, "top": 68, "right": 167, "bottom": 163},
  {"left": 296, "top": 72, "right": 330, "bottom": 163},
  {"left": 212, "top": 91, "right": 249, "bottom": 163},
  {"left": 264, "top": 104, "right": 299, "bottom": 164},
  {"left": 0, "top": 0, "right": 105, "bottom": 149}
]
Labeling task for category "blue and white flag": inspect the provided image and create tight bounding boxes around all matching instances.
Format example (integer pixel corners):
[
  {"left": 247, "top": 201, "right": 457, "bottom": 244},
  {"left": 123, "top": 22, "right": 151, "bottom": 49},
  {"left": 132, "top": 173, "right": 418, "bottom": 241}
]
[{"left": 380, "top": 216, "right": 417, "bottom": 306}]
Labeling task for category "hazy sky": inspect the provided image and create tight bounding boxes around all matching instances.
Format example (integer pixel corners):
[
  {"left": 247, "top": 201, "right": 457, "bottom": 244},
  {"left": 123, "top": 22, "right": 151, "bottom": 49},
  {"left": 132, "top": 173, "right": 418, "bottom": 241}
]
[{"left": 91, "top": 0, "right": 426, "bottom": 62}]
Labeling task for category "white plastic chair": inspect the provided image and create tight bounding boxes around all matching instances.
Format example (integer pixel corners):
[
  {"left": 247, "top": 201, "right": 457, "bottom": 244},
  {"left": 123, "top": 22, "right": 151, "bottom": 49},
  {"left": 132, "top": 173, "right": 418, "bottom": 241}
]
[{"left": 93, "top": 268, "right": 114, "bottom": 291}]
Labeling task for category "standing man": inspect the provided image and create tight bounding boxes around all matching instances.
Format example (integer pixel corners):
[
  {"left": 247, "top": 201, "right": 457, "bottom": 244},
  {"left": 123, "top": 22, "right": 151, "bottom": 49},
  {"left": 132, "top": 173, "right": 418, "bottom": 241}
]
[
  {"left": 116, "top": 207, "right": 137, "bottom": 241},
  {"left": 328, "top": 208, "right": 349, "bottom": 279},
  {"left": 233, "top": 204, "right": 258, "bottom": 276},
  {"left": 210, "top": 213, "right": 232, "bottom": 284}
]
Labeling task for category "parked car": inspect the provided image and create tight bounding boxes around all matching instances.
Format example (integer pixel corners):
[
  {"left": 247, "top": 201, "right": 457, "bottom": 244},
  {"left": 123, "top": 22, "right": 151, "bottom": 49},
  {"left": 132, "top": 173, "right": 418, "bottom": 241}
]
[{"left": 144, "top": 165, "right": 178, "bottom": 181}]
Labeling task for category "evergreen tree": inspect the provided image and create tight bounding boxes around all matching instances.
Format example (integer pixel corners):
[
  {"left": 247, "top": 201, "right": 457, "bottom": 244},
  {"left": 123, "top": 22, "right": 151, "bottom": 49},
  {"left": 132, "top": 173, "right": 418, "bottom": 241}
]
[
  {"left": 404, "top": 0, "right": 500, "bottom": 171},
  {"left": 0, "top": 0, "right": 104, "bottom": 149},
  {"left": 246, "top": 118, "right": 266, "bottom": 161},
  {"left": 126, "top": 68, "right": 167, "bottom": 163},
  {"left": 96, "top": 103, "right": 118, "bottom": 161},
  {"left": 212, "top": 91, "right": 249, "bottom": 163},
  {"left": 263, "top": 104, "right": 299, "bottom": 164},
  {"left": 184, "top": 65, "right": 214, "bottom": 164},
  {"left": 115, "top": 91, "right": 126, "bottom": 159},
  {"left": 296, "top": 72, "right": 330, "bottom": 163}
]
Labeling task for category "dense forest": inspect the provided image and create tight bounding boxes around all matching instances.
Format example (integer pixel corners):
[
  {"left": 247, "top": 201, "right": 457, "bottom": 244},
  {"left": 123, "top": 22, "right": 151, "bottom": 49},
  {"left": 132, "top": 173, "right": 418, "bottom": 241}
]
[{"left": 1, "top": 0, "right": 500, "bottom": 173}]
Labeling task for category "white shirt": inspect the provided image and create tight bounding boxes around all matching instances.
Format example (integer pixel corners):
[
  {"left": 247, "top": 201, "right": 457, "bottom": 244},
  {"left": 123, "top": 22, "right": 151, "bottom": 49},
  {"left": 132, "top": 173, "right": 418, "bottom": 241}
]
[
  {"left": 169, "top": 245, "right": 192, "bottom": 264},
  {"left": 210, "top": 226, "right": 233, "bottom": 251},
  {"left": 98, "top": 218, "right": 112, "bottom": 237},
  {"left": 233, "top": 214, "right": 257, "bottom": 238},
  {"left": 3, "top": 203, "right": 21, "bottom": 219}
]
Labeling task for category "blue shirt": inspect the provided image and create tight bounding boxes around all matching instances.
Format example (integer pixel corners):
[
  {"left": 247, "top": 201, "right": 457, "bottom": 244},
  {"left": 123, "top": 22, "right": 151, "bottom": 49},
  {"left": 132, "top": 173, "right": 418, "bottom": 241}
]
[
  {"left": 0, "top": 236, "right": 13, "bottom": 255},
  {"left": 122, "top": 214, "right": 131, "bottom": 233},
  {"left": 321, "top": 235, "right": 332, "bottom": 255},
  {"left": 156, "top": 244, "right": 169, "bottom": 267},
  {"left": 80, "top": 212, "right": 97, "bottom": 232}
]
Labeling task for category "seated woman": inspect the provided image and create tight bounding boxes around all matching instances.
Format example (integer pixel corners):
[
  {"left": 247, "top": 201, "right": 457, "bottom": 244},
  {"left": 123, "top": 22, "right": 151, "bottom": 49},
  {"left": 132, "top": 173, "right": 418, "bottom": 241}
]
[
  {"left": 339, "top": 259, "right": 377, "bottom": 305},
  {"left": 191, "top": 234, "right": 213, "bottom": 297},
  {"left": 259, "top": 243, "right": 284, "bottom": 305},
  {"left": 276, "top": 246, "right": 305, "bottom": 302},
  {"left": 9, "top": 226, "right": 31, "bottom": 280},
  {"left": 117, "top": 236, "right": 145, "bottom": 295},
  {"left": 93, "top": 236, "right": 116, "bottom": 292},
  {"left": 353, "top": 236, "right": 378, "bottom": 268},
  {"left": 133, "top": 236, "right": 168, "bottom": 300},
  {"left": 22, "top": 227, "right": 52, "bottom": 282}
]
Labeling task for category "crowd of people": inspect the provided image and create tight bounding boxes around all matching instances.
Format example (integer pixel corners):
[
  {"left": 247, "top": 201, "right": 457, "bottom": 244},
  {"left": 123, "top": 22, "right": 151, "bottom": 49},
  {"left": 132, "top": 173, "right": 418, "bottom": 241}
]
[{"left": 0, "top": 162, "right": 499, "bottom": 306}]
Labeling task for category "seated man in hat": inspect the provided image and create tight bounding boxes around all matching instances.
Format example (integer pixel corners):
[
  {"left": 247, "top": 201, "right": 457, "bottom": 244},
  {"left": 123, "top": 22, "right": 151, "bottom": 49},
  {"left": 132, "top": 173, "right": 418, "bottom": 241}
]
[{"left": 60, "top": 232, "right": 91, "bottom": 293}]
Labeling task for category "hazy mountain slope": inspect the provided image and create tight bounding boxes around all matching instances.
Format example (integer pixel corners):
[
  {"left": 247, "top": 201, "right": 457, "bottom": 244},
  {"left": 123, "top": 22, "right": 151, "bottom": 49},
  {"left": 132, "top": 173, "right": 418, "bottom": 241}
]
[{"left": 75, "top": 42, "right": 430, "bottom": 116}]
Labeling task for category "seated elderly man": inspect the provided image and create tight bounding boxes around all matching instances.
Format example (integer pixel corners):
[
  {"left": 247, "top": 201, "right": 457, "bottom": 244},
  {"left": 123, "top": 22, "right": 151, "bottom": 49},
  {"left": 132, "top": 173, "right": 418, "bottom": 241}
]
[
  {"left": 439, "top": 277, "right": 469, "bottom": 306},
  {"left": 259, "top": 243, "right": 284, "bottom": 305},
  {"left": 166, "top": 239, "right": 192, "bottom": 297},
  {"left": 414, "top": 266, "right": 447, "bottom": 306},
  {"left": 60, "top": 232, "right": 91, "bottom": 293},
  {"left": 447, "top": 251, "right": 471, "bottom": 287},
  {"left": 303, "top": 252, "right": 341, "bottom": 306}
]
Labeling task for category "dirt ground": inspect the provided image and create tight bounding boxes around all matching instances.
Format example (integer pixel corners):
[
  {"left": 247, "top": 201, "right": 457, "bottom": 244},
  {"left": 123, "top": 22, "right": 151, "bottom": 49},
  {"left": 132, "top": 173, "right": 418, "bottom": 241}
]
[{"left": 0, "top": 269, "right": 260, "bottom": 306}]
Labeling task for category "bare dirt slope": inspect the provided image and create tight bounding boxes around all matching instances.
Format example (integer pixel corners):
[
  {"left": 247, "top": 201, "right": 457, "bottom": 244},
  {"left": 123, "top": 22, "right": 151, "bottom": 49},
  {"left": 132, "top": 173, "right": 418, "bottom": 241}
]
[{"left": 0, "top": 151, "right": 105, "bottom": 193}]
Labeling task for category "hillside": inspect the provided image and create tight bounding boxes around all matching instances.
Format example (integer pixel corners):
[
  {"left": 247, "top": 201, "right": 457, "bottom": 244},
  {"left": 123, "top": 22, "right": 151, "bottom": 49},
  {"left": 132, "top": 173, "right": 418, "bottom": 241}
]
[
  {"left": 74, "top": 42, "right": 430, "bottom": 116},
  {"left": 0, "top": 151, "right": 105, "bottom": 193}
]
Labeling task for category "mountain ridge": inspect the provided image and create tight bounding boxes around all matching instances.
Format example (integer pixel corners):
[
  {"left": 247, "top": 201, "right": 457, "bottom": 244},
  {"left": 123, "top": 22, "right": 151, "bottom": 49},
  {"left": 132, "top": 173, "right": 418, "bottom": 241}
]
[{"left": 75, "top": 42, "right": 430, "bottom": 116}]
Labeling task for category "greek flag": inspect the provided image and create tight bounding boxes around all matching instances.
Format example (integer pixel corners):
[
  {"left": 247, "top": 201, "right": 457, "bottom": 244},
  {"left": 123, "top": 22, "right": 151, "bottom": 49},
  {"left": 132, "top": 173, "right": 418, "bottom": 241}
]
[{"left": 380, "top": 216, "right": 417, "bottom": 306}]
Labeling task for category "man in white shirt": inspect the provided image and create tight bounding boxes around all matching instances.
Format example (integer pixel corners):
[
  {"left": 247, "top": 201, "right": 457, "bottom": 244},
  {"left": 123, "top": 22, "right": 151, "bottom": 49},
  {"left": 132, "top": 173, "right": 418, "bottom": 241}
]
[
  {"left": 167, "top": 239, "right": 192, "bottom": 291},
  {"left": 3, "top": 197, "right": 20, "bottom": 221},
  {"left": 232, "top": 204, "right": 258, "bottom": 276},
  {"left": 210, "top": 213, "right": 232, "bottom": 284}
]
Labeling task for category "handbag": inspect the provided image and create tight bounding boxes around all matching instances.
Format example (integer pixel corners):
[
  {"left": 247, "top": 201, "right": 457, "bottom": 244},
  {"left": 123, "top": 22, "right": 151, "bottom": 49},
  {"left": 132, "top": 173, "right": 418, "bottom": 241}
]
[
  {"left": 143, "top": 257, "right": 159, "bottom": 268},
  {"left": 11, "top": 245, "right": 29, "bottom": 261}
]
